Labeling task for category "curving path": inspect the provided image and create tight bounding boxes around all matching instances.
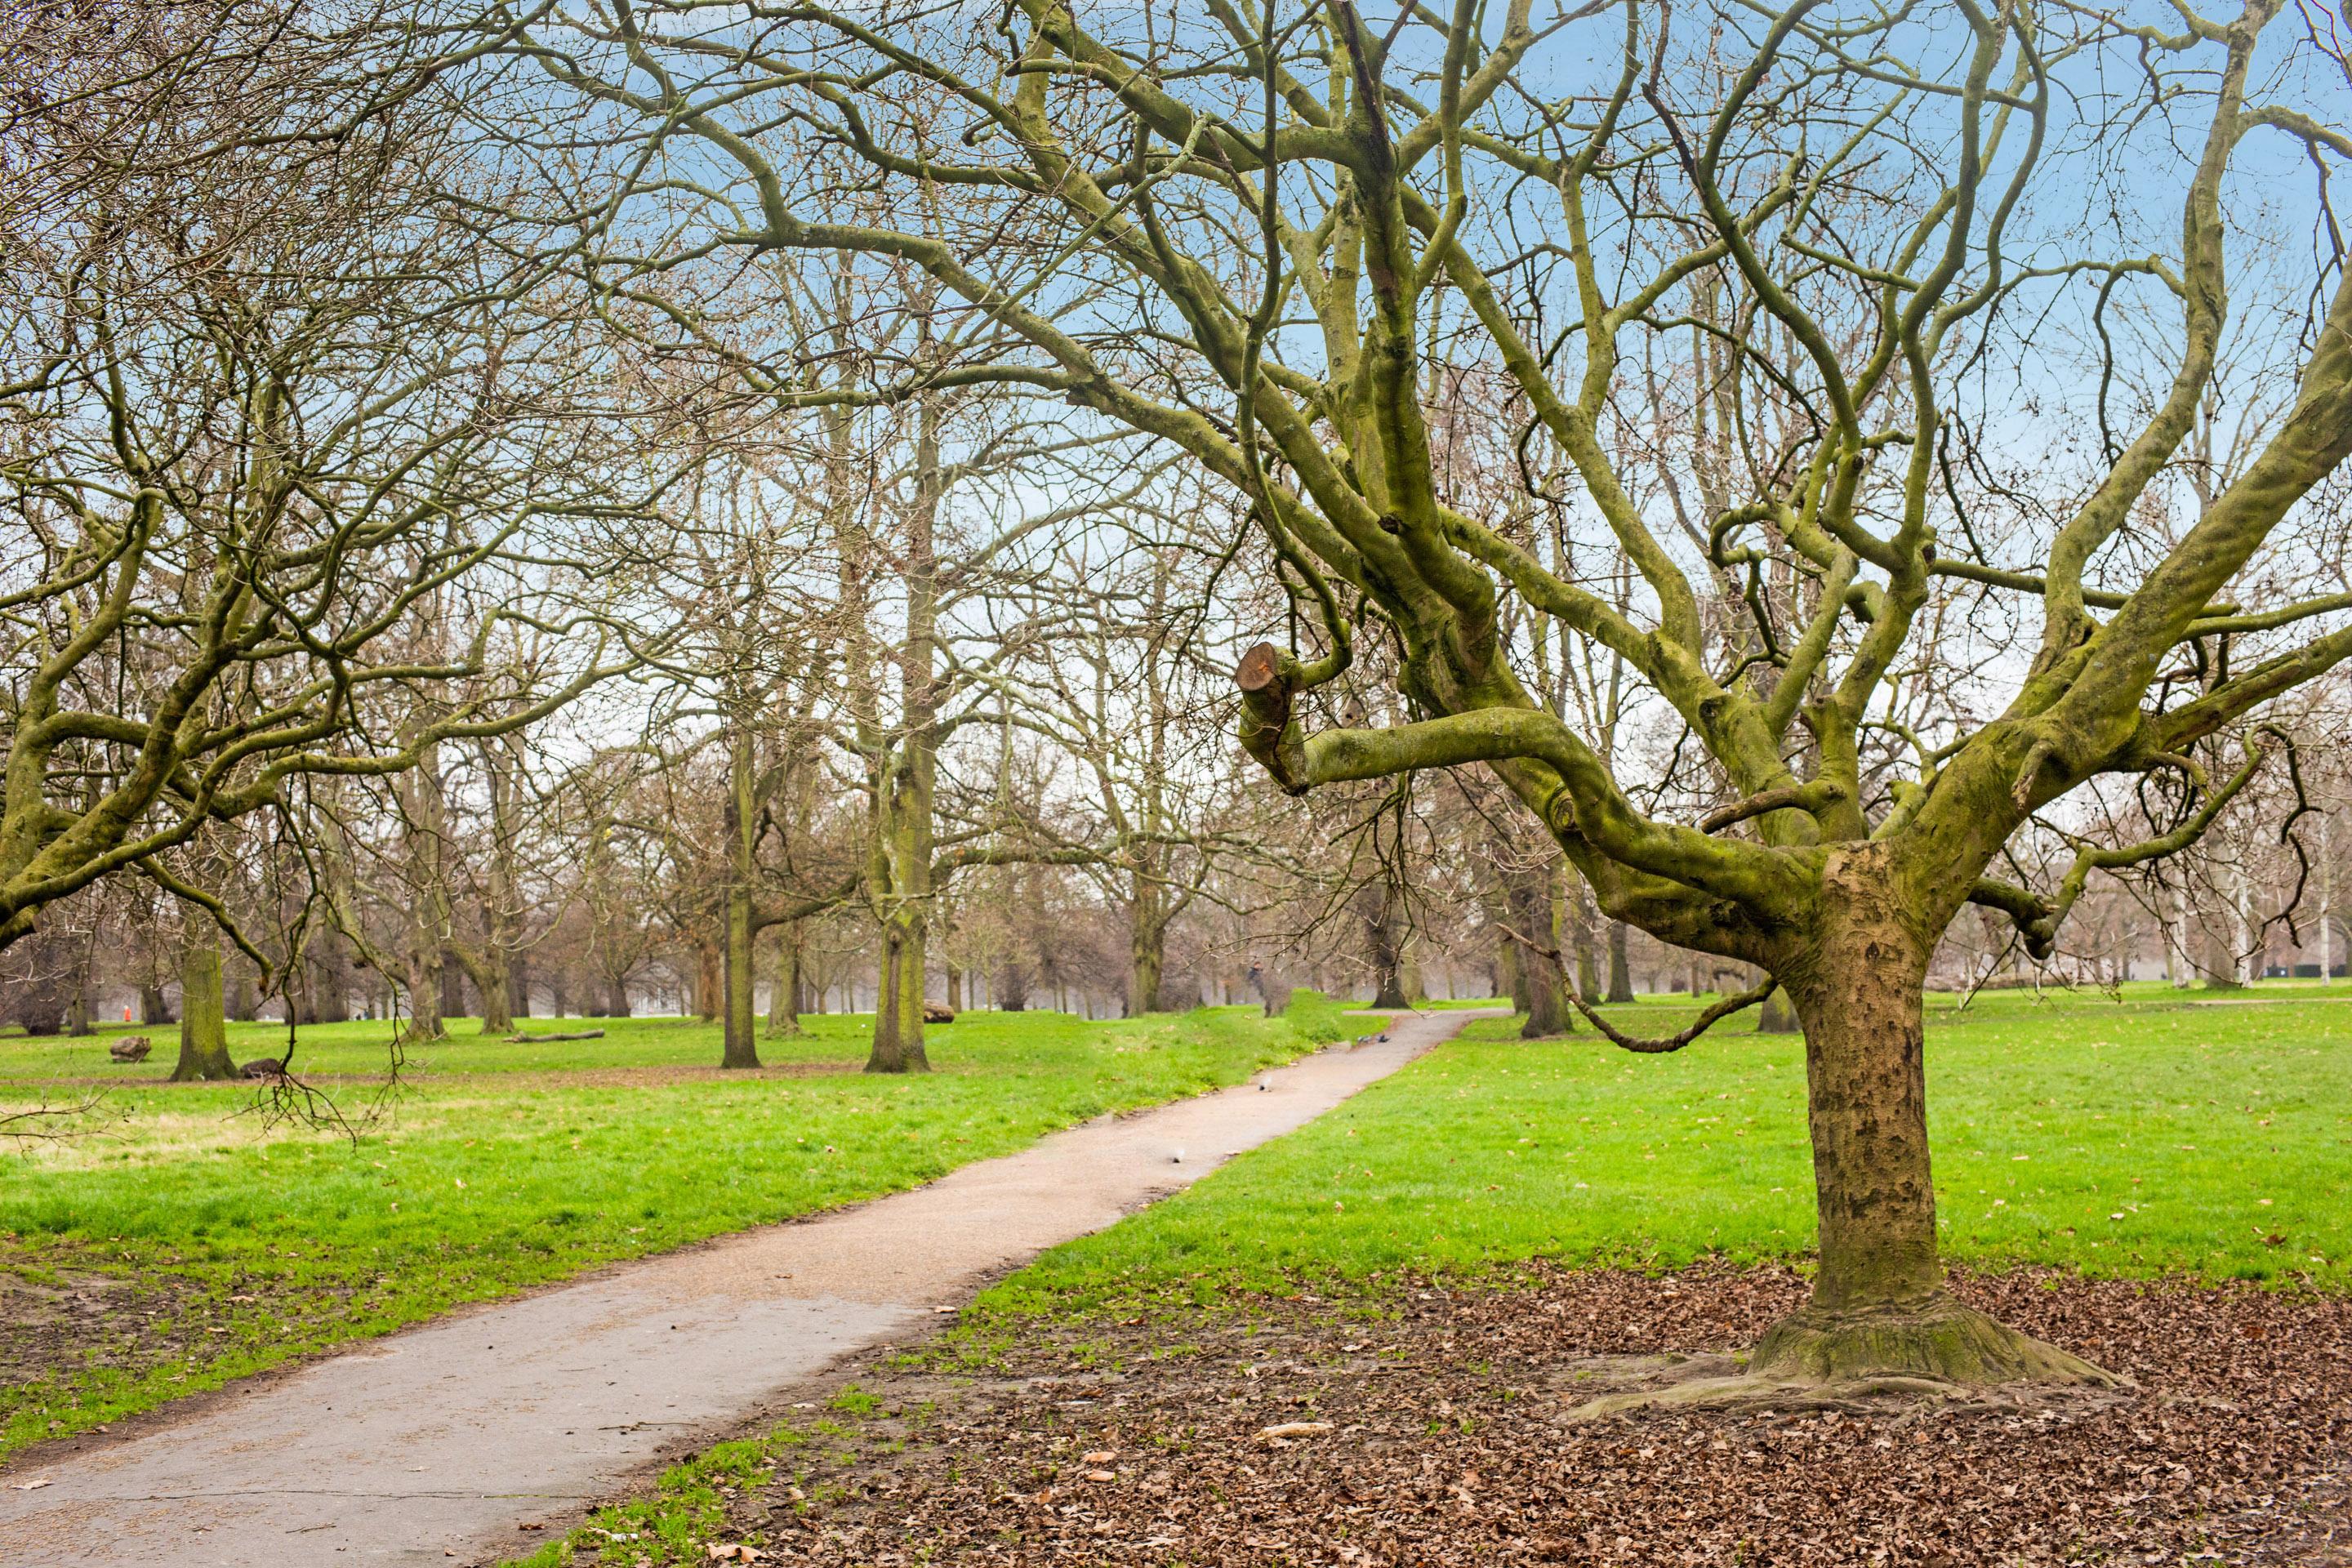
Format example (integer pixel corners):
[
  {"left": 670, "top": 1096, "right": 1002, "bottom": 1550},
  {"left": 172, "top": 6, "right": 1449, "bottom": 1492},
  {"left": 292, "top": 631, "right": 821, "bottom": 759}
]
[{"left": 0, "top": 1008, "right": 1496, "bottom": 1567}]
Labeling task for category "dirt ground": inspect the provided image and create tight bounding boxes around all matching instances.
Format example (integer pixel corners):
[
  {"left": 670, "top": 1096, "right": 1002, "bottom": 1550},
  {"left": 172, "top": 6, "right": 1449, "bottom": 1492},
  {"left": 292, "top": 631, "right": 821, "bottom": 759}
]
[
  {"left": 717, "top": 1263, "right": 2351, "bottom": 1566},
  {"left": 0, "top": 1265, "right": 214, "bottom": 1424}
]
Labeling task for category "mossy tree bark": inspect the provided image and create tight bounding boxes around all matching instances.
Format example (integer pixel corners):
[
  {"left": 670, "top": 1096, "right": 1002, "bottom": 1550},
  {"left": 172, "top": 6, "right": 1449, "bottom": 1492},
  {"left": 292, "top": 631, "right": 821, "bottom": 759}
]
[
  {"left": 1780, "top": 853, "right": 1941, "bottom": 1311},
  {"left": 1752, "top": 848, "right": 2107, "bottom": 1380},
  {"left": 170, "top": 906, "right": 237, "bottom": 1081}
]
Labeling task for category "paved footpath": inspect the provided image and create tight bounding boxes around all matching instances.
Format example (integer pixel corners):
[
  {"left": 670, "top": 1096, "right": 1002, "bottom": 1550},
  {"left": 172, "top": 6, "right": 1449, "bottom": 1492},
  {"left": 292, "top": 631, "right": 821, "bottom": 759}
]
[{"left": 0, "top": 1009, "right": 1494, "bottom": 1566}]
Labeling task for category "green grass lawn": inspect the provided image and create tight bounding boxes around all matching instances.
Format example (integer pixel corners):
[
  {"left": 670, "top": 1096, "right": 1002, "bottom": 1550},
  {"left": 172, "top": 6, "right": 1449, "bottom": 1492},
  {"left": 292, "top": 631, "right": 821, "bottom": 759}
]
[
  {"left": 0, "top": 1008, "right": 880, "bottom": 1080},
  {"left": 0, "top": 997, "right": 1348, "bottom": 1461},
  {"left": 977, "top": 983, "right": 2352, "bottom": 1321}
]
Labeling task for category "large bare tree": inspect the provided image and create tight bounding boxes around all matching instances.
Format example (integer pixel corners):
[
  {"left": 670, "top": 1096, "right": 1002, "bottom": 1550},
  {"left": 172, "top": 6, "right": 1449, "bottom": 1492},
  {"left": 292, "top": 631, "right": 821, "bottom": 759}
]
[{"left": 475, "top": 0, "right": 2352, "bottom": 1388}]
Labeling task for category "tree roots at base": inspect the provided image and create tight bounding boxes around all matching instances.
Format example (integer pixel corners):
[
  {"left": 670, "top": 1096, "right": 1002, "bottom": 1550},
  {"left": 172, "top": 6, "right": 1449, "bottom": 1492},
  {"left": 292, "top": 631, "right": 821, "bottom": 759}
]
[{"left": 1564, "top": 1293, "right": 2132, "bottom": 1423}]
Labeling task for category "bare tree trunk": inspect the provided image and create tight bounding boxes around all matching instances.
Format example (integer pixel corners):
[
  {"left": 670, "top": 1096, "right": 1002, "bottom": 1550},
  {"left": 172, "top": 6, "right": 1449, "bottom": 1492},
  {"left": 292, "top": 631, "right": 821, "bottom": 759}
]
[
  {"left": 301, "top": 796, "right": 356, "bottom": 1026},
  {"left": 475, "top": 737, "right": 523, "bottom": 1035},
  {"left": 864, "top": 394, "right": 941, "bottom": 1075},
  {"left": 2166, "top": 883, "right": 2191, "bottom": 988},
  {"left": 1755, "top": 849, "right": 2099, "bottom": 1382},
  {"left": 450, "top": 942, "right": 514, "bottom": 1036},
  {"left": 1130, "top": 871, "right": 1169, "bottom": 1013},
  {"left": 227, "top": 968, "right": 257, "bottom": 1022},
  {"left": 1487, "top": 875, "right": 1521, "bottom": 1007},
  {"left": 1568, "top": 876, "right": 1600, "bottom": 1004},
  {"left": 1365, "top": 875, "right": 1410, "bottom": 1009},
  {"left": 719, "top": 718, "right": 761, "bottom": 1067},
  {"left": 2234, "top": 864, "right": 2259, "bottom": 985},
  {"left": 405, "top": 941, "right": 445, "bottom": 1041},
  {"left": 2200, "top": 893, "right": 2243, "bottom": 988},
  {"left": 1605, "top": 920, "right": 1636, "bottom": 1004},
  {"left": 400, "top": 742, "right": 449, "bottom": 1044},
  {"left": 305, "top": 936, "right": 351, "bottom": 1024},
  {"left": 719, "top": 915, "right": 756, "bottom": 1064},
  {"left": 869, "top": 898, "right": 930, "bottom": 1071},
  {"left": 1131, "top": 915, "right": 1165, "bottom": 1013},
  {"left": 1507, "top": 862, "right": 1569, "bottom": 1037},
  {"left": 65, "top": 935, "right": 92, "bottom": 1036},
  {"left": 170, "top": 906, "right": 237, "bottom": 1081},
  {"left": 481, "top": 953, "right": 515, "bottom": 1034},
  {"left": 764, "top": 921, "right": 804, "bottom": 1038}
]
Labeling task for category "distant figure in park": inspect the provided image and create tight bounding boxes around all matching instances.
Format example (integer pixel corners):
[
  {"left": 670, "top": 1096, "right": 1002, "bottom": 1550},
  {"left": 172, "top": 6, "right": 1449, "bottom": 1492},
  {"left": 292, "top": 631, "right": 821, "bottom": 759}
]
[{"left": 1247, "top": 961, "right": 1282, "bottom": 1018}]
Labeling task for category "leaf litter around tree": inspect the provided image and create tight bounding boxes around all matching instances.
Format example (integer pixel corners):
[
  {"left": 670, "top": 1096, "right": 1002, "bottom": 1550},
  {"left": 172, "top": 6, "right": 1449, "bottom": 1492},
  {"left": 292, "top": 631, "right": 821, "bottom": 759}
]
[{"left": 521, "top": 1262, "right": 2351, "bottom": 1568}]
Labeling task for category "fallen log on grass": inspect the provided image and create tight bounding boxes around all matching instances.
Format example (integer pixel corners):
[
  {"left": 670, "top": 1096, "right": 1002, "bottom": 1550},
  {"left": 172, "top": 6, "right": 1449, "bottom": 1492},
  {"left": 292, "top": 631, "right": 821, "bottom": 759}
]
[{"left": 503, "top": 1029, "right": 606, "bottom": 1042}]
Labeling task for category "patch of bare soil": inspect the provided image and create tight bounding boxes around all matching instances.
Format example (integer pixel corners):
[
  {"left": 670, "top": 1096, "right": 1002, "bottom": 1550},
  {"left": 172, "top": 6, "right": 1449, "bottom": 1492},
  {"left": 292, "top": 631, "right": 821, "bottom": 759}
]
[
  {"left": 0, "top": 1265, "right": 210, "bottom": 1408},
  {"left": 729, "top": 1264, "right": 2350, "bottom": 1566}
]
